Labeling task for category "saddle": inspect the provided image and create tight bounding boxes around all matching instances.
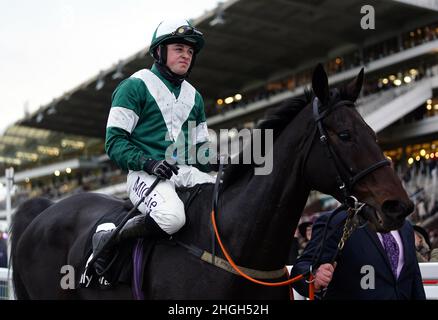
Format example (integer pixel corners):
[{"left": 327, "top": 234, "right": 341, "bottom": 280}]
[{"left": 78, "top": 184, "right": 206, "bottom": 293}]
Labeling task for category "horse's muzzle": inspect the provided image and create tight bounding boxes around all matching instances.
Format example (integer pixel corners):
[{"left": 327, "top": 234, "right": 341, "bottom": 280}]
[
  {"left": 379, "top": 199, "right": 414, "bottom": 230},
  {"left": 360, "top": 199, "right": 414, "bottom": 232}
]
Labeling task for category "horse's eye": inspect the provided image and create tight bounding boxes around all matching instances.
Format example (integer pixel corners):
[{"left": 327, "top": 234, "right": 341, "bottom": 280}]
[{"left": 338, "top": 130, "right": 351, "bottom": 141}]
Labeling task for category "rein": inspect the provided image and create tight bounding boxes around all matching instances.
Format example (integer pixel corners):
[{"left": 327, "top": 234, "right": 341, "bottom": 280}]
[
  {"left": 209, "top": 158, "right": 313, "bottom": 299},
  {"left": 206, "top": 96, "right": 391, "bottom": 299},
  {"left": 210, "top": 208, "right": 306, "bottom": 287}
]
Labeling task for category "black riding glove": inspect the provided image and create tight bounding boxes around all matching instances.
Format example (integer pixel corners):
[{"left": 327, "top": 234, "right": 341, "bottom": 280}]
[{"left": 143, "top": 159, "right": 179, "bottom": 180}]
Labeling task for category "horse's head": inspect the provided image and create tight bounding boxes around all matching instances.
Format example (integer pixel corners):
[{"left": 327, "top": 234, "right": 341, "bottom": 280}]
[{"left": 304, "top": 64, "right": 413, "bottom": 232}]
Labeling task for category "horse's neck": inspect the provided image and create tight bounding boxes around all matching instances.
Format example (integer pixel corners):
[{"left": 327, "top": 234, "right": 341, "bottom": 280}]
[{"left": 219, "top": 110, "right": 313, "bottom": 269}]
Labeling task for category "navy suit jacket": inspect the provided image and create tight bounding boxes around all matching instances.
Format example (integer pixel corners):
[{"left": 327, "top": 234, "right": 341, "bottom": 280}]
[{"left": 291, "top": 211, "right": 426, "bottom": 300}]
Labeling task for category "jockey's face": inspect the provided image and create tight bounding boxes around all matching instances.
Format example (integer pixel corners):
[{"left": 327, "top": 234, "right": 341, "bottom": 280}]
[{"left": 165, "top": 43, "right": 194, "bottom": 75}]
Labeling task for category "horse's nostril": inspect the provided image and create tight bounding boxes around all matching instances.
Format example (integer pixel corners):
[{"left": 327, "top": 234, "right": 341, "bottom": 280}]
[{"left": 382, "top": 200, "right": 410, "bottom": 219}]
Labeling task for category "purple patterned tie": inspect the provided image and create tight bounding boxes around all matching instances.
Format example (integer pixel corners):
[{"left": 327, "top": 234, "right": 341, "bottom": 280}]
[{"left": 381, "top": 232, "right": 399, "bottom": 277}]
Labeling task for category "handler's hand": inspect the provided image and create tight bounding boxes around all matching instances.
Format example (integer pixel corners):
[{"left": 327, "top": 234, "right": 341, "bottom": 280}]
[{"left": 314, "top": 262, "right": 336, "bottom": 290}]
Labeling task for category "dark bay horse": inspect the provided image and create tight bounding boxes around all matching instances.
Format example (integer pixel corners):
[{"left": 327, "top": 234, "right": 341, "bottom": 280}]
[{"left": 11, "top": 65, "right": 413, "bottom": 299}]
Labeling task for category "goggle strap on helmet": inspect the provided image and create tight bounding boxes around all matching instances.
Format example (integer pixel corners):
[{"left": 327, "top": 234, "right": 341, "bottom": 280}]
[
  {"left": 149, "top": 20, "right": 204, "bottom": 59},
  {"left": 171, "top": 25, "right": 203, "bottom": 37}
]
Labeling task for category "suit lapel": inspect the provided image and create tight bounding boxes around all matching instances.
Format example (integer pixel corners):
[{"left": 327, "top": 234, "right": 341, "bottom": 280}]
[
  {"left": 364, "top": 226, "right": 395, "bottom": 280},
  {"left": 397, "top": 225, "right": 410, "bottom": 276}
]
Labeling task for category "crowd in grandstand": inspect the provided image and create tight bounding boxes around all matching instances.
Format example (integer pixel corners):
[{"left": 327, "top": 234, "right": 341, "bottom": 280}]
[{"left": 205, "top": 20, "right": 438, "bottom": 118}]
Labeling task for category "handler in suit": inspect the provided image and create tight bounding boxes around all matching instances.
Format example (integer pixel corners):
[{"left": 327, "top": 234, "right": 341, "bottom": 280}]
[{"left": 290, "top": 210, "right": 426, "bottom": 300}]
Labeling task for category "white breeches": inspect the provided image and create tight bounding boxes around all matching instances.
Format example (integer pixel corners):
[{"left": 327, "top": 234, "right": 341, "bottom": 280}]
[{"left": 126, "top": 165, "right": 215, "bottom": 234}]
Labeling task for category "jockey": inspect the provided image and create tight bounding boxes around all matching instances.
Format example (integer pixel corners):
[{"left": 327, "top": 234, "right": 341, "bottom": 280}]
[{"left": 92, "top": 18, "right": 215, "bottom": 275}]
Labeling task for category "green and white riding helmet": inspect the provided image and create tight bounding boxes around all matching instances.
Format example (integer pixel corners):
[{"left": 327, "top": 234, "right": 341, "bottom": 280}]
[{"left": 149, "top": 18, "right": 204, "bottom": 65}]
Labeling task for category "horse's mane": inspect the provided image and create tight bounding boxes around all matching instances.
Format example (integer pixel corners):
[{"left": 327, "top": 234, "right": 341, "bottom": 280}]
[
  {"left": 257, "top": 89, "right": 313, "bottom": 133},
  {"left": 221, "top": 90, "right": 313, "bottom": 188}
]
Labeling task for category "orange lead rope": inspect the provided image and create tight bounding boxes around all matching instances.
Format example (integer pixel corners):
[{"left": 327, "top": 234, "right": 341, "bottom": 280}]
[
  {"left": 211, "top": 210, "right": 315, "bottom": 300},
  {"left": 308, "top": 273, "right": 315, "bottom": 300}
]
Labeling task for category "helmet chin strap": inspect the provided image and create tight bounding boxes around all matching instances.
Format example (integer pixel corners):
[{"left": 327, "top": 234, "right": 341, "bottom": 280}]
[{"left": 154, "top": 44, "right": 196, "bottom": 86}]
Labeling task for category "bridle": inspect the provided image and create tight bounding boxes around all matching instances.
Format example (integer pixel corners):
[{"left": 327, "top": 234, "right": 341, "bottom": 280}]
[
  {"left": 311, "top": 94, "right": 390, "bottom": 207},
  {"left": 203, "top": 93, "right": 392, "bottom": 297},
  {"left": 309, "top": 94, "right": 391, "bottom": 284}
]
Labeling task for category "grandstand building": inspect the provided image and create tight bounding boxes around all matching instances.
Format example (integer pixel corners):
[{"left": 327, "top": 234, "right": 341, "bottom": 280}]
[{"left": 1, "top": 0, "right": 437, "bottom": 244}]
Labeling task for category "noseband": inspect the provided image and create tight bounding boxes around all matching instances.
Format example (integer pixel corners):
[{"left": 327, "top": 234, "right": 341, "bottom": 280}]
[{"left": 311, "top": 95, "right": 390, "bottom": 207}]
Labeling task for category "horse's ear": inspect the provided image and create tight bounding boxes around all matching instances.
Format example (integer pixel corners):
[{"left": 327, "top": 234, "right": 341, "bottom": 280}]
[
  {"left": 312, "top": 63, "right": 329, "bottom": 104},
  {"left": 343, "top": 68, "right": 364, "bottom": 102}
]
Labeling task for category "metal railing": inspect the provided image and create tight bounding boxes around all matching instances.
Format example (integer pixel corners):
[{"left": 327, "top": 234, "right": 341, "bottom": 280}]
[
  {"left": 2, "top": 263, "right": 436, "bottom": 300},
  {"left": 0, "top": 268, "right": 13, "bottom": 300}
]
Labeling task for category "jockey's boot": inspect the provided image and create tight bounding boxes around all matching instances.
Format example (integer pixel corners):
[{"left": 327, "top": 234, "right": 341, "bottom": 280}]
[
  {"left": 91, "top": 225, "right": 117, "bottom": 276},
  {"left": 91, "top": 214, "right": 169, "bottom": 275}
]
